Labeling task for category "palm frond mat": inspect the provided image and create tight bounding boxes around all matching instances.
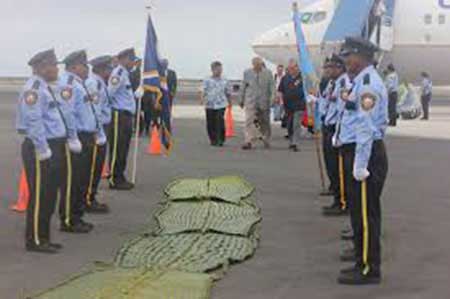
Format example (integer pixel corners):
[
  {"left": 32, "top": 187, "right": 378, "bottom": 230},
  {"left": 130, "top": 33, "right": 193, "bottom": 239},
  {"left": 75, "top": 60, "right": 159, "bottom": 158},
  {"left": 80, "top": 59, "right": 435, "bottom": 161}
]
[{"left": 29, "top": 176, "right": 260, "bottom": 299}]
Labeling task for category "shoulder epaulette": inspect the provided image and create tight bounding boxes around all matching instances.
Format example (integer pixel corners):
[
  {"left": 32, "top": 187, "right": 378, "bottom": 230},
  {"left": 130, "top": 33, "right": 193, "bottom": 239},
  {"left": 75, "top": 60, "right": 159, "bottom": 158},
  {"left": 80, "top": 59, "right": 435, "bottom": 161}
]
[
  {"left": 340, "top": 78, "right": 345, "bottom": 88},
  {"left": 67, "top": 75, "right": 74, "bottom": 85},
  {"left": 363, "top": 74, "right": 370, "bottom": 85},
  {"left": 97, "top": 80, "right": 102, "bottom": 90},
  {"left": 32, "top": 80, "right": 41, "bottom": 90},
  {"left": 118, "top": 69, "right": 123, "bottom": 76}
]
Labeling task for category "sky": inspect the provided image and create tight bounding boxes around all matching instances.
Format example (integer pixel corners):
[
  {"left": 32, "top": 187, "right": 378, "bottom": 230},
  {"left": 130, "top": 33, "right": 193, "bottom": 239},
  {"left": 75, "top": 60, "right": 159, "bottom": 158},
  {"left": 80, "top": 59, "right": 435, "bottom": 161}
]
[{"left": 0, "top": 0, "right": 317, "bottom": 79}]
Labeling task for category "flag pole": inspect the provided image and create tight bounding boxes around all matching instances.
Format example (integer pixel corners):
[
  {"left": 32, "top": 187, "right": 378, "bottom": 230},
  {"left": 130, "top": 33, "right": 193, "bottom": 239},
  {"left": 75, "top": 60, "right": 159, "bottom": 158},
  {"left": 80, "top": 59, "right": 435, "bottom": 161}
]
[
  {"left": 292, "top": 2, "right": 326, "bottom": 192},
  {"left": 131, "top": 6, "right": 151, "bottom": 185}
]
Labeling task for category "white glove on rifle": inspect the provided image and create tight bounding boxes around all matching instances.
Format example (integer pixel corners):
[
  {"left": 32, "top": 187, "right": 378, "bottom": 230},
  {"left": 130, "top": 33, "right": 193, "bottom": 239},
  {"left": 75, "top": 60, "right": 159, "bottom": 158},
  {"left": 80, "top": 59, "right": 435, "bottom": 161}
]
[
  {"left": 68, "top": 138, "right": 82, "bottom": 153},
  {"left": 353, "top": 167, "right": 370, "bottom": 181},
  {"left": 37, "top": 148, "right": 52, "bottom": 161}
]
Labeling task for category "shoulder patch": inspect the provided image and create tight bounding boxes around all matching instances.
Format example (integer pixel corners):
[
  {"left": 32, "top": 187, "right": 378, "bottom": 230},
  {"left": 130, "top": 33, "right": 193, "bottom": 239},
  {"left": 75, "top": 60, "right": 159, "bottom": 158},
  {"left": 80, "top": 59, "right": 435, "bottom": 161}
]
[
  {"left": 61, "top": 87, "right": 73, "bottom": 101},
  {"left": 361, "top": 93, "right": 376, "bottom": 111},
  {"left": 363, "top": 74, "right": 370, "bottom": 85},
  {"left": 23, "top": 90, "right": 38, "bottom": 105},
  {"left": 110, "top": 76, "right": 120, "bottom": 86}
]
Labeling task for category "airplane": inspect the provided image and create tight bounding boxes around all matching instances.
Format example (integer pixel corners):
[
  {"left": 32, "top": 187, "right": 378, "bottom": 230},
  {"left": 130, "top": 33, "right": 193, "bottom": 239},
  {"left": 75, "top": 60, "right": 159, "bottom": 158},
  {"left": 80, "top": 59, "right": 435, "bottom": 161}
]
[{"left": 252, "top": 0, "right": 450, "bottom": 86}]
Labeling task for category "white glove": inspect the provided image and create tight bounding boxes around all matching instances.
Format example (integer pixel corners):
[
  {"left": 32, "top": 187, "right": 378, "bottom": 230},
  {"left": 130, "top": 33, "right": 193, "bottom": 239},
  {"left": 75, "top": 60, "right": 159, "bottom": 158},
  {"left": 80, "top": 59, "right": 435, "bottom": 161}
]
[
  {"left": 353, "top": 167, "right": 370, "bottom": 181},
  {"left": 37, "top": 148, "right": 52, "bottom": 161},
  {"left": 307, "top": 94, "right": 318, "bottom": 104},
  {"left": 68, "top": 138, "right": 82, "bottom": 153},
  {"left": 332, "top": 135, "right": 342, "bottom": 148},
  {"left": 96, "top": 135, "right": 107, "bottom": 146},
  {"left": 134, "top": 88, "right": 144, "bottom": 99}
]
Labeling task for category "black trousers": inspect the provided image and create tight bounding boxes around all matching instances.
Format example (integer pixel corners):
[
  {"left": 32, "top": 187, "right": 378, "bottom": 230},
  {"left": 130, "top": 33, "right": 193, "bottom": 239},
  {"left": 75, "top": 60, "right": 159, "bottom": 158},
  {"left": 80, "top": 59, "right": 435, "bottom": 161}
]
[
  {"left": 205, "top": 108, "right": 226, "bottom": 145},
  {"left": 342, "top": 141, "right": 388, "bottom": 271},
  {"left": 322, "top": 125, "right": 343, "bottom": 207},
  {"left": 109, "top": 110, "right": 133, "bottom": 185},
  {"left": 388, "top": 92, "right": 398, "bottom": 126},
  {"left": 142, "top": 97, "right": 153, "bottom": 134},
  {"left": 86, "top": 124, "right": 111, "bottom": 204},
  {"left": 23, "top": 137, "right": 65, "bottom": 246},
  {"left": 421, "top": 94, "right": 431, "bottom": 120}
]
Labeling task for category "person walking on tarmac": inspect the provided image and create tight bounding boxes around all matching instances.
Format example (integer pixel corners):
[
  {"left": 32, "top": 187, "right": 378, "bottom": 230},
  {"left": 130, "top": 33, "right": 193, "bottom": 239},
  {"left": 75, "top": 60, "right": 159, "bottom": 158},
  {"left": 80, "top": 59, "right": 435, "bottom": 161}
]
[
  {"left": 84, "top": 55, "right": 114, "bottom": 214},
  {"left": 335, "top": 37, "right": 389, "bottom": 285},
  {"left": 322, "top": 54, "right": 351, "bottom": 217},
  {"left": 385, "top": 63, "right": 399, "bottom": 126},
  {"left": 420, "top": 71, "right": 433, "bottom": 120},
  {"left": 16, "top": 49, "right": 81, "bottom": 253},
  {"left": 108, "top": 48, "right": 138, "bottom": 190},
  {"left": 59, "top": 50, "right": 105, "bottom": 233}
]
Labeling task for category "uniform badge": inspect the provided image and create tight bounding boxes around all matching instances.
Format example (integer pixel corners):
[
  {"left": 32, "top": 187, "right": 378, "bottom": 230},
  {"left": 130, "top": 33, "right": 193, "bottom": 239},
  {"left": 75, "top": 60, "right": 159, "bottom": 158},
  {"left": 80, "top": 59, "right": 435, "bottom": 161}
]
[
  {"left": 361, "top": 93, "right": 376, "bottom": 111},
  {"left": 24, "top": 90, "right": 38, "bottom": 105},
  {"left": 61, "top": 87, "right": 73, "bottom": 101},
  {"left": 90, "top": 93, "right": 100, "bottom": 104},
  {"left": 110, "top": 76, "right": 120, "bottom": 86}
]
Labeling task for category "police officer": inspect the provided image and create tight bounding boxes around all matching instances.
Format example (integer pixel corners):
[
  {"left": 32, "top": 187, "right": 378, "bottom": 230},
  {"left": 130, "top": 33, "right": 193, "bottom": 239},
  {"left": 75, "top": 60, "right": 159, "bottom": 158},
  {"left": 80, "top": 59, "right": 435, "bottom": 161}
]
[
  {"left": 385, "top": 63, "right": 399, "bottom": 126},
  {"left": 107, "top": 48, "right": 137, "bottom": 190},
  {"left": 59, "top": 50, "right": 105, "bottom": 233},
  {"left": 84, "top": 55, "right": 114, "bottom": 214},
  {"left": 17, "top": 49, "right": 79, "bottom": 253},
  {"left": 322, "top": 54, "right": 350, "bottom": 217},
  {"left": 334, "top": 37, "right": 389, "bottom": 285}
]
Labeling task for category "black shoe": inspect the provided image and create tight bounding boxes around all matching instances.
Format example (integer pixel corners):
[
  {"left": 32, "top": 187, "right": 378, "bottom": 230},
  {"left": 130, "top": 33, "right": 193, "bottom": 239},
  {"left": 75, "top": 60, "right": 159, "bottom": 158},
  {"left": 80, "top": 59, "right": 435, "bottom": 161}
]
[
  {"left": 320, "top": 190, "right": 335, "bottom": 197},
  {"left": 85, "top": 201, "right": 110, "bottom": 214},
  {"left": 284, "top": 135, "right": 290, "bottom": 139},
  {"left": 341, "top": 231, "right": 354, "bottom": 241},
  {"left": 340, "top": 265, "right": 358, "bottom": 274},
  {"left": 26, "top": 242, "right": 59, "bottom": 254},
  {"left": 241, "top": 143, "right": 252, "bottom": 150},
  {"left": 340, "top": 248, "right": 356, "bottom": 262},
  {"left": 323, "top": 205, "right": 348, "bottom": 217},
  {"left": 337, "top": 268, "right": 381, "bottom": 285},
  {"left": 60, "top": 222, "right": 92, "bottom": 234},
  {"left": 110, "top": 180, "right": 134, "bottom": 190},
  {"left": 79, "top": 219, "right": 94, "bottom": 230},
  {"left": 289, "top": 145, "right": 299, "bottom": 152}
]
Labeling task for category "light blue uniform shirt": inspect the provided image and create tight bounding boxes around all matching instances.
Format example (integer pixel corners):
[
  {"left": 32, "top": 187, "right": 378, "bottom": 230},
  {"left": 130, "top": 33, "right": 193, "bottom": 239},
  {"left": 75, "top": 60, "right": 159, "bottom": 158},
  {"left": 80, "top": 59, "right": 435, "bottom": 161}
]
[
  {"left": 85, "top": 73, "right": 111, "bottom": 125},
  {"left": 326, "top": 73, "right": 350, "bottom": 126},
  {"left": 421, "top": 77, "right": 432, "bottom": 96},
  {"left": 108, "top": 65, "right": 136, "bottom": 114},
  {"left": 385, "top": 72, "right": 399, "bottom": 93},
  {"left": 353, "top": 66, "right": 389, "bottom": 171},
  {"left": 59, "top": 72, "right": 105, "bottom": 139},
  {"left": 16, "top": 75, "right": 72, "bottom": 155},
  {"left": 318, "top": 80, "right": 333, "bottom": 121}
]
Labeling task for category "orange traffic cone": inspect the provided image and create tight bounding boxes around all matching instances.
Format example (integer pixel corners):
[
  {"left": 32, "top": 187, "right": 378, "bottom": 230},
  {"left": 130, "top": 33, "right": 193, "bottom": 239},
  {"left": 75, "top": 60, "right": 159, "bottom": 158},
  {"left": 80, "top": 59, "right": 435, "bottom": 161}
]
[
  {"left": 101, "top": 163, "right": 110, "bottom": 179},
  {"left": 225, "top": 105, "right": 235, "bottom": 138},
  {"left": 10, "top": 169, "right": 29, "bottom": 213},
  {"left": 147, "top": 126, "right": 162, "bottom": 155}
]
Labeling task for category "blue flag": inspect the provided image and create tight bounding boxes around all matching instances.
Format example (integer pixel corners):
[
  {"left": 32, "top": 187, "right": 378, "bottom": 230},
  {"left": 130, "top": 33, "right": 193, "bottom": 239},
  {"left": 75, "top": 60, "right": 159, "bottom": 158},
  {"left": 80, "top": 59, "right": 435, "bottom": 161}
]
[
  {"left": 142, "top": 14, "right": 172, "bottom": 153},
  {"left": 292, "top": 3, "right": 321, "bottom": 131}
]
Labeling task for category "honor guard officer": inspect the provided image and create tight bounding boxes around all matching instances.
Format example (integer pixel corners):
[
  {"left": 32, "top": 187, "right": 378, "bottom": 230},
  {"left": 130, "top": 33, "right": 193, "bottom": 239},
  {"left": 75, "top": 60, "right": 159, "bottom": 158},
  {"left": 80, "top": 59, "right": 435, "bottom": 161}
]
[
  {"left": 16, "top": 49, "right": 79, "bottom": 253},
  {"left": 108, "top": 48, "right": 137, "bottom": 190},
  {"left": 84, "top": 55, "right": 114, "bottom": 214},
  {"left": 335, "top": 37, "right": 389, "bottom": 285},
  {"left": 59, "top": 50, "right": 106, "bottom": 233},
  {"left": 322, "top": 54, "right": 350, "bottom": 217}
]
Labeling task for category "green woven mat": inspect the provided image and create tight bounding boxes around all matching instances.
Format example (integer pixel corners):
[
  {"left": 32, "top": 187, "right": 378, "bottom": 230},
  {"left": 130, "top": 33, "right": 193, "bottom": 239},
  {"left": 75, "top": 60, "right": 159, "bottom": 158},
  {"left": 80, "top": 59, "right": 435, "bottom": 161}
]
[
  {"left": 115, "top": 231, "right": 259, "bottom": 273},
  {"left": 164, "top": 176, "right": 254, "bottom": 204},
  {"left": 29, "top": 265, "right": 212, "bottom": 299},
  {"left": 155, "top": 200, "right": 261, "bottom": 237}
]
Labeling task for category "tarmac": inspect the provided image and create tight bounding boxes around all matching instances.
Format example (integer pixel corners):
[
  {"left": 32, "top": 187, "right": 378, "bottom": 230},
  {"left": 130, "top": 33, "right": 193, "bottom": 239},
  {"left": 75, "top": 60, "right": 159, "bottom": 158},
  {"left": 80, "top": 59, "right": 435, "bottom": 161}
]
[{"left": 0, "top": 90, "right": 450, "bottom": 298}]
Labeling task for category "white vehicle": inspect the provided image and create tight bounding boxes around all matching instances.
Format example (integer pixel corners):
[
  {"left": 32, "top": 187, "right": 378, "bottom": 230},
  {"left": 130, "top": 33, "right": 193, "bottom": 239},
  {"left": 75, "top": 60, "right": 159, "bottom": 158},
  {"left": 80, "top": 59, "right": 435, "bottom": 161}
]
[{"left": 252, "top": 0, "right": 450, "bottom": 85}]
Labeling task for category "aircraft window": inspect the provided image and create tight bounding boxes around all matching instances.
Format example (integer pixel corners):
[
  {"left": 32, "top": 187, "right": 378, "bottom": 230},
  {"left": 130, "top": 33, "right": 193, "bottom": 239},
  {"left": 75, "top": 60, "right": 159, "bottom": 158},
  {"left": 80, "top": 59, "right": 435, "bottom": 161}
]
[
  {"left": 439, "top": 14, "right": 446, "bottom": 24},
  {"left": 313, "top": 11, "right": 327, "bottom": 23},
  {"left": 301, "top": 13, "right": 313, "bottom": 23},
  {"left": 424, "top": 14, "right": 432, "bottom": 25}
]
